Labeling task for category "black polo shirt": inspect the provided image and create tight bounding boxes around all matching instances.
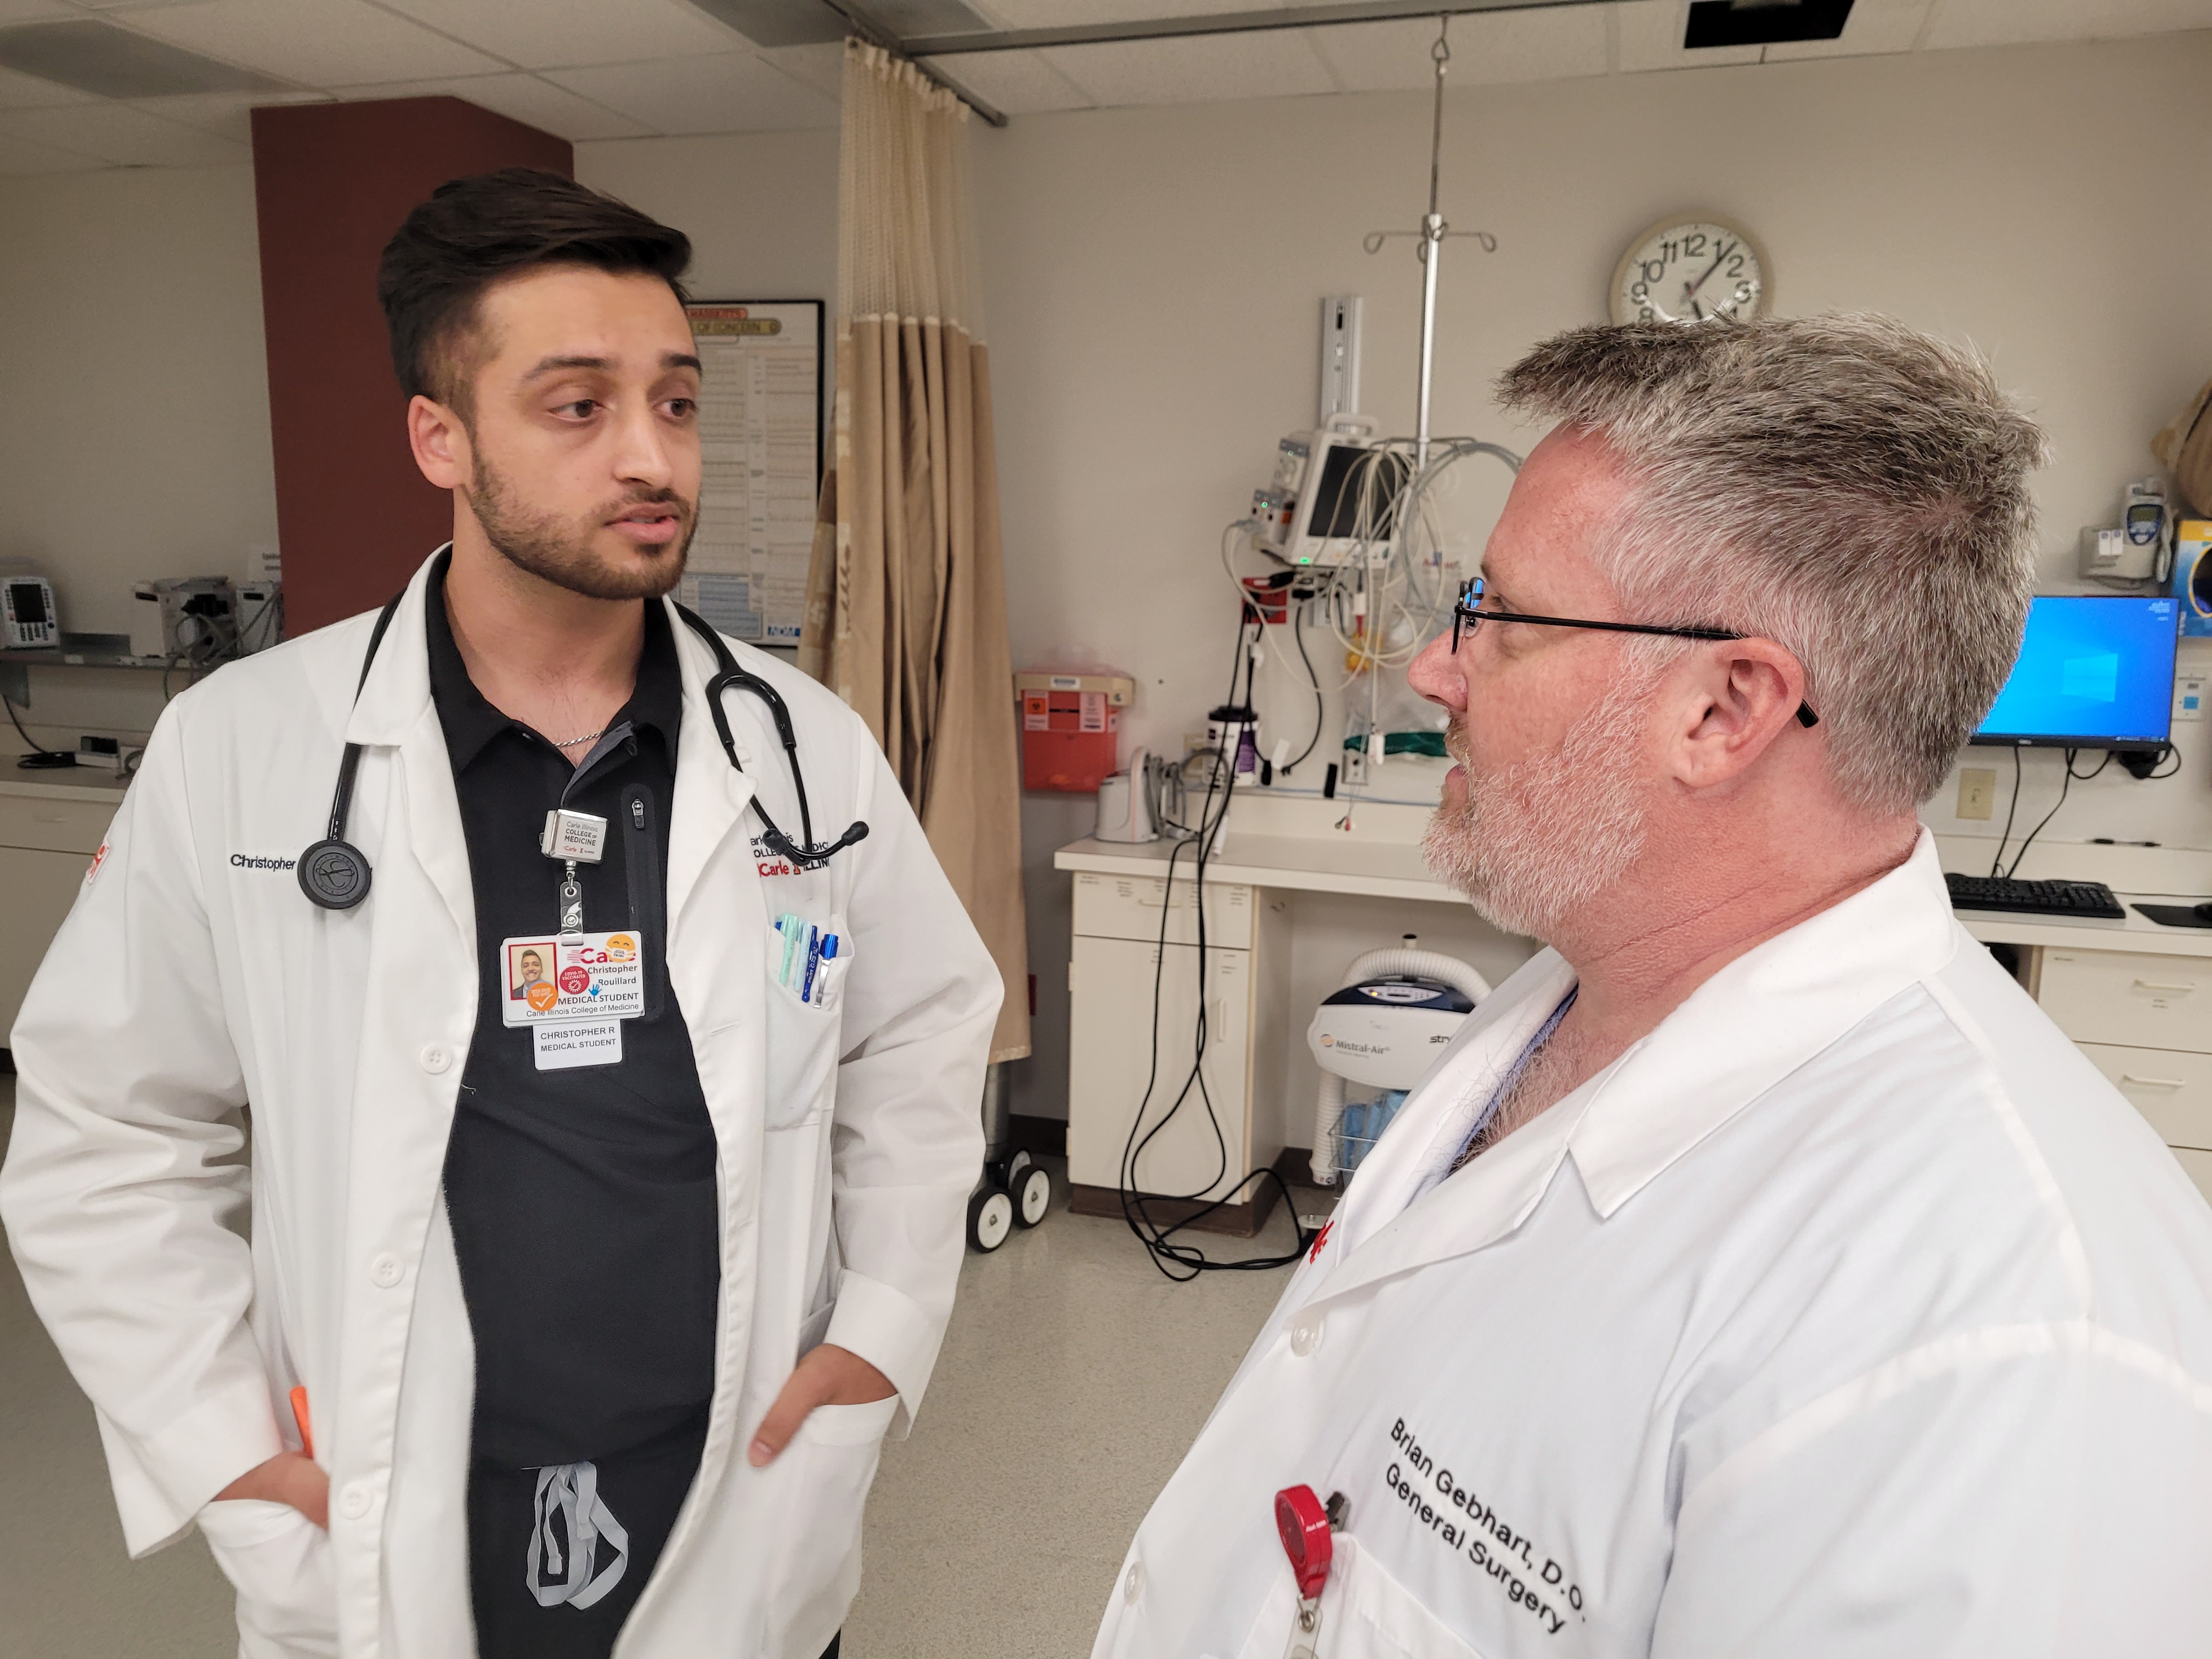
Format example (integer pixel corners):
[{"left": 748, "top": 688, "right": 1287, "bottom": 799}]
[{"left": 427, "top": 567, "right": 720, "bottom": 1470}]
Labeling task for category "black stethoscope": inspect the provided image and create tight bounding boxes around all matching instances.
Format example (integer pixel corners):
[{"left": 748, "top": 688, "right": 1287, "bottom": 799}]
[{"left": 297, "top": 596, "right": 869, "bottom": 911}]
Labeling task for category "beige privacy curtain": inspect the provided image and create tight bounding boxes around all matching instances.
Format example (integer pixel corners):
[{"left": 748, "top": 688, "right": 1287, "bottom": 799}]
[{"left": 802, "top": 40, "right": 1030, "bottom": 1064}]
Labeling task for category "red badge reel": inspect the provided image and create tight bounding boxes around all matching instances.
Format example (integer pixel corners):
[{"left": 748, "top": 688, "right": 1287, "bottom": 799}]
[{"left": 1275, "top": 1485, "right": 1336, "bottom": 1658}]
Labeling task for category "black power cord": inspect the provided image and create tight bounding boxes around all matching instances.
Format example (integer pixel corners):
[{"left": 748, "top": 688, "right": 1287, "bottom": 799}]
[
  {"left": 5, "top": 693, "right": 74, "bottom": 769},
  {"left": 1118, "top": 611, "right": 1311, "bottom": 1282}
]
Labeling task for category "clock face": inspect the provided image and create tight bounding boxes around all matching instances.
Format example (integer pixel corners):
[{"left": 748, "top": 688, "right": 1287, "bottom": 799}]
[{"left": 1610, "top": 217, "right": 1768, "bottom": 325}]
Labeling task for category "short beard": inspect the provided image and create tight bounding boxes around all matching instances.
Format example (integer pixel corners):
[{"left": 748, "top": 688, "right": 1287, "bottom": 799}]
[
  {"left": 463, "top": 449, "right": 695, "bottom": 601},
  {"left": 1422, "top": 668, "right": 1661, "bottom": 941}
]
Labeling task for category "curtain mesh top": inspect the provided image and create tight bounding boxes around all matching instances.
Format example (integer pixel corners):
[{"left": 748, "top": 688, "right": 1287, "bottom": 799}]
[{"left": 838, "top": 39, "right": 983, "bottom": 335}]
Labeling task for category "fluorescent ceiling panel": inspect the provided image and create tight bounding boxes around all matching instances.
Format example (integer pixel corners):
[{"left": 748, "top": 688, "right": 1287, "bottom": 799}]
[
  {"left": 684, "top": 0, "right": 848, "bottom": 47},
  {"left": 374, "top": 0, "right": 746, "bottom": 71},
  {"left": 0, "top": 16, "right": 293, "bottom": 95},
  {"left": 127, "top": 0, "right": 505, "bottom": 88},
  {"left": 1925, "top": 0, "right": 2212, "bottom": 50},
  {"left": 341, "top": 72, "right": 651, "bottom": 140},
  {"left": 919, "top": 45, "right": 1091, "bottom": 110},
  {"left": 0, "top": 127, "right": 104, "bottom": 171},
  {"left": 1306, "top": 5, "right": 1607, "bottom": 92},
  {"left": 1042, "top": 27, "right": 1336, "bottom": 104},
  {"left": 545, "top": 51, "right": 839, "bottom": 133},
  {"left": 128, "top": 87, "right": 329, "bottom": 142},
  {"left": 1617, "top": 0, "right": 1760, "bottom": 67},
  {"left": 1683, "top": 0, "right": 1853, "bottom": 49},
  {"left": 0, "top": 60, "right": 97, "bottom": 106},
  {"left": 1762, "top": 0, "right": 1930, "bottom": 60},
  {"left": 0, "top": 98, "right": 249, "bottom": 163}
]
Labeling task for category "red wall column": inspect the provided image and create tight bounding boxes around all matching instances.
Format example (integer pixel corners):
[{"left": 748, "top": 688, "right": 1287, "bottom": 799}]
[{"left": 251, "top": 98, "right": 572, "bottom": 636}]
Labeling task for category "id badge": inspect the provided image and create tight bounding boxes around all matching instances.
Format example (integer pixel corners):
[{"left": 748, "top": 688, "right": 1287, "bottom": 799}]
[{"left": 500, "top": 932, "right": 646, "bottom": 1026}]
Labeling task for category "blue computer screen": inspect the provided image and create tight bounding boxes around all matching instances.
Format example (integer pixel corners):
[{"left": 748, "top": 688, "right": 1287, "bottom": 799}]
[{"left": 1973, "top": 595, "right": 2178, "bottom": 747}]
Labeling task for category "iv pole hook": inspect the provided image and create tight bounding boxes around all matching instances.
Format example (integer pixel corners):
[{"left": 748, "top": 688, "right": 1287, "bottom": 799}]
[{"left": 1414, "top": 14, "right": 1448, "bottom": 469}]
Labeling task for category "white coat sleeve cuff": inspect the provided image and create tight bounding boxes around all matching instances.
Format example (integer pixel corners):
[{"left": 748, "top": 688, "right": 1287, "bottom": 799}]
[
  {"left": 102, "top": 1372, "right": 285, "bottom": 1558},
  {"left": 822, "top": 1268, "right": 944, "bottom": 1440}
]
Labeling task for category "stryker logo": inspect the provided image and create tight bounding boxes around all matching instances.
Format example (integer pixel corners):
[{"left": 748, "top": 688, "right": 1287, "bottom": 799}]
[{"left": 230, "top": 854, "right": 297, "bottom": 871}]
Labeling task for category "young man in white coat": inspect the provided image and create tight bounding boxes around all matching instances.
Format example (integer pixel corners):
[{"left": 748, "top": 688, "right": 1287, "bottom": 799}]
[
  {"left": 1, "top": 170, "right": 1000, "bottom": 1657},
  {"left": 1096, "top": 316, "right": 2212, "bottom": 1657}
]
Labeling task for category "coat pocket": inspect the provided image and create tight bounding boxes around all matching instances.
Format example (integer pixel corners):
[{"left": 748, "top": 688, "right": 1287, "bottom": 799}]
[
  {"left": 761, "top": 921, "right": 853, "bottom": 1129},
  {"left": 759, "top": 1395, "right": 899, "bottom": 1654},
  {"left": 1234, "top": 1538, "right": 1485, "bottom": 1659},
  {"left": 197, "top": 1498, "right": 338, "bottom": 1658}
]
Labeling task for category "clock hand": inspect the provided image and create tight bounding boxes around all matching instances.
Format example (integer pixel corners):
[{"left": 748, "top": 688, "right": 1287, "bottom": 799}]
[{"left": 1683, "top": 240, "right": 1735, "bottom": 301}]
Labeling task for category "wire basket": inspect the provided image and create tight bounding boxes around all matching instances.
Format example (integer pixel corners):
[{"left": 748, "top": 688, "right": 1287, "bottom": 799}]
[{"left": 1319, "top": 1088, "right": 1409, "bottom": 1184}]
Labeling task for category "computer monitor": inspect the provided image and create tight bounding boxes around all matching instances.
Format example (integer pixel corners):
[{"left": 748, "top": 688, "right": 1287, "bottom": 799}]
[
  {"left": 1972, "top": 594, "right": 2179, "bottom": 749},
  {"left": 1287, "top": 438, "right": 1410, "bottom": 566}
]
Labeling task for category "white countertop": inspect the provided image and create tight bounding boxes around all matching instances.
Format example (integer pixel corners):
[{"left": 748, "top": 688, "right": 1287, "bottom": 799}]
[
  {"left": 0, "top": 770, "right": 131, "bottom": 803},
  {"left": 1054, "top": 794, "right": 2212, "bottom": 957}
]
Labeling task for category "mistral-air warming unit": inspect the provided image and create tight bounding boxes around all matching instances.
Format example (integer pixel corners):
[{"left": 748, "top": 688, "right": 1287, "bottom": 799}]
[{"left": 1307, "top": 938, "right": 1489, "bottom": 1186}]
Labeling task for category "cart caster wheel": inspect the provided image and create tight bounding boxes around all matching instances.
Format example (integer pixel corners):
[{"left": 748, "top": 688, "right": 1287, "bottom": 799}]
[
  {"left": 968, "top": 1186, "right": 1014, "bottom": 1252},
  {"left": 1007, "top": 1147, "right": 1034, "bottom": 1183},
  {"left": 1011, "top": 1161, "right": 1052, "bottom": 1228}
]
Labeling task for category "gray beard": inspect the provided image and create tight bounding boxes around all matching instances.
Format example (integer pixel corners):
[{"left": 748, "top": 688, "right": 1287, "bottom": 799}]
[
  {"left": 1422, "top": 675, "right": 1657, "bottom": 941},
  {"left": 464, "top": 452, "right": 695, "bottom": 601}
]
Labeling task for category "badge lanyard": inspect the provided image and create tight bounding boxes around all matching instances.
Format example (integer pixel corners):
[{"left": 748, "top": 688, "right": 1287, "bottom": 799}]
[
  {"left": 1275, "top": 1486, "right": 1347, "bottom": 1658},
  {"left": 541, "top": 808, "right": 607, "bottom": 938}
]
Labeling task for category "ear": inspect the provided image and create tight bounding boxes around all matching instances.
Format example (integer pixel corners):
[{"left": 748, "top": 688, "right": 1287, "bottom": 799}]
[
  {"left": 407, "top": 394, "right": 471, "bottom": 492},
  {"left": 1668, "top": 638, "right": 1812, "bottom": 790}
]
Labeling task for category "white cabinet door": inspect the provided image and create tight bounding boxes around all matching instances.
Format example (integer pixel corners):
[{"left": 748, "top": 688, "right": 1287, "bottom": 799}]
[
  {"left": 0, "top": 847, "right": 91, "bottom": 1040},
  {"left": 1067, "top": 934, "right": 1251, "bottom": 1200}
]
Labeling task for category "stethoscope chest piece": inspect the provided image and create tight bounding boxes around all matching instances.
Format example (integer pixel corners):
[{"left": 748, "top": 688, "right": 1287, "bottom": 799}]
[{"left": 298, "top": 837, "right": 373, "bottom": 910}]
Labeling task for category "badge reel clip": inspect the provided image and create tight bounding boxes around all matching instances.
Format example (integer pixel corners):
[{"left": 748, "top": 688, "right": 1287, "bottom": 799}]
[
  {"left": 1275, "top": 1485, "right": 1348, "bottom": 1659},
  {"left": 542, "top": 808, "right": 608, "bottom": 939}
]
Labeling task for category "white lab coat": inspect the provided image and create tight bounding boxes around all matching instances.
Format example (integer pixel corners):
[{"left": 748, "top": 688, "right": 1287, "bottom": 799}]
[
  {"left": 1095, "top": 834, "right": 2212, "bottom": 1658},
  {"left": 0, "top": 554, "right": 1000, "bottom": 1658}
]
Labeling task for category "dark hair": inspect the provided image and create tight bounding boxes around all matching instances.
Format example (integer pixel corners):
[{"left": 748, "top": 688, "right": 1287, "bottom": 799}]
[{"left": 376, "top": 167, "right": 692, "bottom": 411}]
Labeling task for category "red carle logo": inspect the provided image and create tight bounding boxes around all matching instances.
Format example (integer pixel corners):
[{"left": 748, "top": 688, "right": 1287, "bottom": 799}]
[
  {"left": 558, "top": 964, "right": 591, "bottom": 995},
  {"left": 84, "top": 842, "right": 109, "bottom": 884}
]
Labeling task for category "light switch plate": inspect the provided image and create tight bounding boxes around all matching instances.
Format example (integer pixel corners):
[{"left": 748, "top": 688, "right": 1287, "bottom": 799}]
[{"left": 1956, "top": 767, "right": 1997, "bottom": 821}]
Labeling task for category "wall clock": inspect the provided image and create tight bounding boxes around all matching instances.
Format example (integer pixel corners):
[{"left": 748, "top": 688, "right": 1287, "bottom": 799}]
[{"left": 1610, "top": 215, "right": 1769, "bottom": 325}]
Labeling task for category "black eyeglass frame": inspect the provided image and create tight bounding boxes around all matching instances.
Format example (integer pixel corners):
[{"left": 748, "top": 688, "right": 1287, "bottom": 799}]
[{"left": 1451, "top": 577, "right": 1818, "bottom": 729}]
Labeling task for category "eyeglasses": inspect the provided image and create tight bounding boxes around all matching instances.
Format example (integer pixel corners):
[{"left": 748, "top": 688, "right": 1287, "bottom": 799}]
[{"left": 1450, "top": 577, "right": 1819, "bottom": 729}]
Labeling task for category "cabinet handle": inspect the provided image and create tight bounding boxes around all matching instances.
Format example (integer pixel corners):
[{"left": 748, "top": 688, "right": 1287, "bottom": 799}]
[
  {"left": 2120, "top": 1074, "right": 2188, "bottom": 1090},
  {"left": 2133, "top": 980, "right": 2198, "bottom": 994}
]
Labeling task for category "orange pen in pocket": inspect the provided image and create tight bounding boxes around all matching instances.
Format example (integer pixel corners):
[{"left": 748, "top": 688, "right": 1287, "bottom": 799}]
[{"left": 290, "top": 1386, "right": 314, "bottom": 1460}]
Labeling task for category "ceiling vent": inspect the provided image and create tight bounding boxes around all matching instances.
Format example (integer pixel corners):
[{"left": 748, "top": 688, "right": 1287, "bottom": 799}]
[
  {"left": 1684, "top": 0, "right": 1854, "bottom": 50},
  {"left": 0, "top": 18, "right": 291, "bottom": 98}
]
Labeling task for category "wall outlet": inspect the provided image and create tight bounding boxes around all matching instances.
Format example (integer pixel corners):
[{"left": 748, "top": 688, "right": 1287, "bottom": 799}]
[
  {"left": 1342, "top": 743, "right": 1369, "bottom": 787},
  {"left": 1956, "top": 767, "right": 1997, "bottom": 821}
]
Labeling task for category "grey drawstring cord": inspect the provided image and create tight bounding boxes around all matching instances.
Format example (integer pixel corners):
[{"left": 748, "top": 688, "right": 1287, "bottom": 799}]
[{"left": 527, "top": 1462, "right": 630, "bottom": 1610}]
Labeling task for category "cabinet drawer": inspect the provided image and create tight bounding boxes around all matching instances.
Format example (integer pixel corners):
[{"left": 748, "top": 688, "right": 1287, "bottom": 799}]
[
  {"left": 2171, "top": 1149, "right": 2212, "bottom": 1208},
  {"left": 1071, "top": 870, "right": 1253, "bottom": 950},
  {"left": 0, "top": 793, "right": 115, "bottom": 856},
  {"left": 2040, "top": 949, "right": 2211, "bottom": 1055},
  {"left": 2078, "top": 1043, "right": 2212, "bottom": 1150}
]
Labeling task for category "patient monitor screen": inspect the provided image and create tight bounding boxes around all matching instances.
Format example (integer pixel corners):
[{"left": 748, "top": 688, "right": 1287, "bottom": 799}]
[{"left": 1974, "top": 595, "right": 2178, "bottom": 747}]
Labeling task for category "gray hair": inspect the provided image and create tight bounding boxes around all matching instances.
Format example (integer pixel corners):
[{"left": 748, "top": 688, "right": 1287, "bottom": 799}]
[{"left": 1497, "top": 314, "right": 2047, "bottom": 814}]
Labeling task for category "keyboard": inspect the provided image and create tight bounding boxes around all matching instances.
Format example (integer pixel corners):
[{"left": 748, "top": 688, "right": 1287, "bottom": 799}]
[{"left": 1944, "top": 873, "right": 2125, "bottom": 919}]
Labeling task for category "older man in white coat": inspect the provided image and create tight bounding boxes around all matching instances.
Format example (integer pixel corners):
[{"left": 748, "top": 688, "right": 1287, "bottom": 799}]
[
  {"left": 1094, "top": 316, "right": 2212, "bottom": 1658},
  {"left": 2, "top": 170, "right": 998, "bottom": 1657}
]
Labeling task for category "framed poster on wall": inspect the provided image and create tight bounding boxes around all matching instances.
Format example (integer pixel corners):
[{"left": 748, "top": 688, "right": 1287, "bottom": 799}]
[{"left": 679, "top": 300, "right": 825, "bottom": 646}]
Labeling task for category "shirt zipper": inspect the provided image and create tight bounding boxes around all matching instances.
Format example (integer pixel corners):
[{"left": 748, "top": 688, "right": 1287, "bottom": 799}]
[{"left": 625, "top": 786, "right": 668, "bottom": 1022}]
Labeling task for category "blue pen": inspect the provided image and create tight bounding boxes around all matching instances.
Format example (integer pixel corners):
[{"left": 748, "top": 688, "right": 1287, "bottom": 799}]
[
  {"left": 800, "top": 925, "right": 822, "bottom": 1003},
  {"left": 815, "top": 935, "right": 838, "bottom": 1005}
]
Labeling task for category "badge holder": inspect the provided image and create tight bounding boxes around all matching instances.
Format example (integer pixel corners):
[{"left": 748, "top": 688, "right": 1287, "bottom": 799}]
[
  {"left": 543, "top": 809, "right": 607, "bottom": 941},
  {"left": 1275, "top": 1486, "right": 1348, "bottom": 1658}
]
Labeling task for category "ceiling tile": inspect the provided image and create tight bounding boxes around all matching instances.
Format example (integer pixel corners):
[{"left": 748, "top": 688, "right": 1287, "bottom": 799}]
[
  {"left": 0, "top": 98, "right": 249, "bottom": 162},
  {"left": 920, "top": 46, "right": 1090, "bottom": 112},
  {"left": 1762, "top": 0, "right": 1933, "bottom": 60},
  {"left": 340, "top": 71, "right": 650, "bottom": 138},
  {"left": 123, "top": 0, "right": 505, "bottom": 87},
  {"left": 369, "top": 0, "right": 747, "bottom": 71},
  {"left": 1307, "top": 5, "right": 1608, "bottom": 93},
  {"left": 0, "top": 127, "right": 105, "bottom": 170},
  {"left": 758, "top": 40, "right": 842, "bottom": 99},
  {"left": 0, "top": 61, "right": 99, "bottom": 106},
  {"left": 1617, "top": 0, "right": 1761, "bottom": 71},
  {"left": 1923, "top": 0, "right": 2212, "bottom": 50},
  {"left": 967, "top": 0, "right": 1307, "bottom": 25},
  {"left": 544, "top": 51, "right": 838, "bottom": 134},
  {"left": 1040, "top": 29, "right": 1335, "bottom": 106},
  {"left": 128, "top": 86, "right": 329, "bottom": 139}
]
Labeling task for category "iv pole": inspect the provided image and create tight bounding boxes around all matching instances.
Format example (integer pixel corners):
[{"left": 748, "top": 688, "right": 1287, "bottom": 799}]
[{"left": 1365, "top": 15, "right": 1496, "bottom": 469}]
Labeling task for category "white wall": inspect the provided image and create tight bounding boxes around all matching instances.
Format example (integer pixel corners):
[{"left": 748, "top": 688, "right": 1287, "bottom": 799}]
[
  {"left": 7, "top": 34, "right": 2210, "bottom": 1128},
  {"left": 0, "top": 166, "right": 276, "bottom": 749}
]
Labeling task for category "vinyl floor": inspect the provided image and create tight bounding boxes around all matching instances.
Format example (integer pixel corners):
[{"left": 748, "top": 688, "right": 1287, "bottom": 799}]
[{"left": 0, "top": 1086, "right": 1310, "bottom": 1657}]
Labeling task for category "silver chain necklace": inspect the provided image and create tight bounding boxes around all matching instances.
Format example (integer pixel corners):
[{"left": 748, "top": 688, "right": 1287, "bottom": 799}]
[{"left": 550, "top": 726, "right": 611, "bottom": 750}]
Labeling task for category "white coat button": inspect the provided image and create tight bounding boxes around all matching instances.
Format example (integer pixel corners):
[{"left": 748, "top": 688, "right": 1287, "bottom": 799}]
[
  {"left": 338, "top": 1483, "right": 372, "bottom": 1521},
  {"left": 1290, "top": 1314, "right": 1323, "bottom": 1357},
  {"left": 369, "top": 1254, "right": 403, "bottom": 1289},
  {"left": 1122, "top": 1561, "right": 1143, "bottom": 1603},
  {"left": 419, "top": 1044, "right": 452, "bottom": 1074}
]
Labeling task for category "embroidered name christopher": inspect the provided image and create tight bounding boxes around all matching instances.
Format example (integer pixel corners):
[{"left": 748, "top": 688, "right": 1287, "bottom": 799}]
[{"left": 1385, "top": 1416, "right": 1586, "bottom": 1637}]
